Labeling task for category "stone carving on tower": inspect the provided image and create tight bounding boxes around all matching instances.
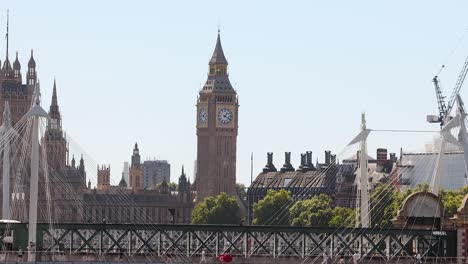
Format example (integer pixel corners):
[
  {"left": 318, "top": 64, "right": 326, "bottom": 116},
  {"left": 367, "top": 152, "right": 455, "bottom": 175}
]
[{"left": 196, "top": 31, "right": 238, "bottom": 201}]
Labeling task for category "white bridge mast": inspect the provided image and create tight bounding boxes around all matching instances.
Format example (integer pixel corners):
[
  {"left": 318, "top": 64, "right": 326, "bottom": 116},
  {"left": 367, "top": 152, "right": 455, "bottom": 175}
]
[
  {"left": 347, "top": 113, "right": 372, "bottom": 228},
  {"left": 358, "top": 113, "right": 370, "bottom": 228},
  {"left": 1, "top": 101, "right": 13, "bottom": 219},
  {"left": 25, "top": 83, "right": 49, "bottom": 262}
]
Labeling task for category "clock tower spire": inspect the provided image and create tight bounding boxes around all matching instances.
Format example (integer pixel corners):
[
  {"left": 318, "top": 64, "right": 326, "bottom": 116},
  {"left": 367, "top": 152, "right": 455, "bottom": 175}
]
[{"left": 196, "top": 31, "right": 238, "bottom": 201}]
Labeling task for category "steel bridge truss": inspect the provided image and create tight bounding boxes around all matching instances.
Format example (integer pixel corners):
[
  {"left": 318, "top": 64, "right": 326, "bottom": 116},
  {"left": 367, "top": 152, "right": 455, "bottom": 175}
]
[{"left": 1, "top": 224, "right": 457, "bottom": 260}]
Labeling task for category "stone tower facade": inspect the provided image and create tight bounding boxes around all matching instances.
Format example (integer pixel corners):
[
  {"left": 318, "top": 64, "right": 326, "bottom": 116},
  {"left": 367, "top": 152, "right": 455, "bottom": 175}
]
[
  {"left": 129, "top": 143, "right": 143, "bottom": 190},
  {"left": 196, "top": 31, "right": 238, "bottom": 201},
  {"left": 0, "top": 50, "right": 36, "bottom": 126},
  {"left": 44, "top": 80, "right": 67, "bottom": 169},
  {"left": 97, "top": 165, "right": 110, "bottom": 190}
]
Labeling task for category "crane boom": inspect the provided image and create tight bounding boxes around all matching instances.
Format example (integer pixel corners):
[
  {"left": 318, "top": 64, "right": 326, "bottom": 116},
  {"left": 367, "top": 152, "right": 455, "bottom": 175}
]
[{"left": 446, "top": 55, "right": 468, "bottom": 119}]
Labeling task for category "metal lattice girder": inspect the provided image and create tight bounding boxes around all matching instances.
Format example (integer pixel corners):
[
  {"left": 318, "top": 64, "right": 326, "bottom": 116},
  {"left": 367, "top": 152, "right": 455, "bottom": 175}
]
[{"left": 0, "top": 223, "right": 457, "bottom": 260}]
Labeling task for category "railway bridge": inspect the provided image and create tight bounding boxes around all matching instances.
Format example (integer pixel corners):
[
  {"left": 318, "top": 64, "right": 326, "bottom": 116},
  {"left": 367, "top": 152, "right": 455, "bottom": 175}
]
[{"left": 0, "top": 223, "right": 460, "bottom": 263}]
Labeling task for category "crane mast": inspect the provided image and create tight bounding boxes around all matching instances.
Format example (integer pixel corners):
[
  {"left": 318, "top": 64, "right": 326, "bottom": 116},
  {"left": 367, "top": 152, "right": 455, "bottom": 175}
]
[
  {"left": 432, "top": 76, "right": 447, "bottom": 124},
  {"left": 428, "top": 55, "right": 468, "bottom": 126}
]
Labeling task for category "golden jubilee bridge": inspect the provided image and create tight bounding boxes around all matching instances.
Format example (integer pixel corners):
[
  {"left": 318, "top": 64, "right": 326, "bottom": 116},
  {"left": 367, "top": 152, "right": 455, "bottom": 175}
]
[{"left": 0, "top": 69, "right": 467, "bottom": 263}]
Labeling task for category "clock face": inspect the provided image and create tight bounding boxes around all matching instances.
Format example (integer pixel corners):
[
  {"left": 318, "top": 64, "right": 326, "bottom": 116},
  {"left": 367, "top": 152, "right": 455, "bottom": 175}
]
[
  {"left": 199, "top": 107, "right": 207, "bottom": 124},
  {"left": 218, "top": 108, "right": 233, "bottom": 124}
]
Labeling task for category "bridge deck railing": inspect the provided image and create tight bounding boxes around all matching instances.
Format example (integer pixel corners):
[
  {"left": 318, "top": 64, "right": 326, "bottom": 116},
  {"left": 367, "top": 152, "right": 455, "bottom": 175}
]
[{"left": 0, "top": 223, "right": 458, "bottom": 261}]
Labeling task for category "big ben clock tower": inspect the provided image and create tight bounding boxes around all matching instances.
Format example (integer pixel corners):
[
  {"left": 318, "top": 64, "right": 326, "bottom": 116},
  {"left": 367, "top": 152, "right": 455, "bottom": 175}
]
[{"left": 196, "top": 31, "right": 238, "bottom": 201}]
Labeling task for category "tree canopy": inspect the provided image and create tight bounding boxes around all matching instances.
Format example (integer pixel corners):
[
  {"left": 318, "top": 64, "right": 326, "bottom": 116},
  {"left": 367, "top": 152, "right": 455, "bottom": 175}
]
[
  {"left": 250, "top": 183, "right": 468, "bottom": 228},
  {"left": 329, "top": 206, "right": 356, "bottom": 228},
  {"left": 191, "top": 192, "right": 241, "bottom": 224},
  {"left": 290, "top": 194, "right": 334, "bottom": 227},
  {"left": 253, "top": 189, "right": 291, "bottom": 225},
  {"left": 236, "top": 183, "right": 247, "bottom": 200},
  {"left": 440, "top": 186, "right": 468, "bottom": 216}
]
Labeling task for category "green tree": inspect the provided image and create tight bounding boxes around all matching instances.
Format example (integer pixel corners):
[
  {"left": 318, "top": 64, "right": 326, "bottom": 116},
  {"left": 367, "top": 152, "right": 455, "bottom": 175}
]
[
  {"left": 370, "top": 184, "right": 399, "bottom": 227},
  {"left": 289, "top": 194, "right": 333, "bottom": 227},
  {"left": 191, "top": 192, "right": 241, "bottom": 224},
  {"left": 168, "top": 182, "right": 178, "bottom": 192},
  {"left": 440, "top": 187, "right": 468, "bottom": 217},
  {"left": 236, "top": 183, "right": 247, "bottom": 200},
  {"left": 329, "top": 207, "right": 356, "bottom": 228},
  {"left": 253, "top": 189, "right": 291, "bottom": 225},
  {"left": 370, "top": 183, "right": 432, "bottom": 227}
]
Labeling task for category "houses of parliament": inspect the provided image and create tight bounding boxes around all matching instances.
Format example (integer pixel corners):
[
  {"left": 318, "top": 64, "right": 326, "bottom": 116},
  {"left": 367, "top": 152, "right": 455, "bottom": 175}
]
[{"left": 0, "top": 23, "right": 239, "bottom": 224}]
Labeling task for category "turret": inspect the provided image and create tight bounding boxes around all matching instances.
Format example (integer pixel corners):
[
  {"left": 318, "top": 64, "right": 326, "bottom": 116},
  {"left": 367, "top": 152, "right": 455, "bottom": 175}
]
[
  {"left": 178, "top": 166, "right": 188, "bottom": 193},
  {"left": 48, "top": 79, "right": 62, "bottom": 130},
  {"left": 131, "top": 143, "right": 140, "bottom": 167},
  {"left": 27, "top": 50, "right": 36, "bottom": 86},
  {"left": 119, "top": 172, "right": 127, "bottom": 188},
  {"left": 2, "top": 56, "right": 13, "bottom": 79},
  {"left": 97, "top": 165, "right": 111, "bottom": 190},
  {"left": 13, "top": 51, "right": 21, "bottom": 82},
  {"left": 79, "top": 155, "right": 85, "bottom": 172}
]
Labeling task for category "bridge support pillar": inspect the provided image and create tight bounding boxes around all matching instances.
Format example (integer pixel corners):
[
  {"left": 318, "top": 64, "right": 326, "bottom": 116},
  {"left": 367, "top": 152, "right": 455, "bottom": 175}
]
[
  {"left": 385, "top": 235, "right": 390, "bottom": 260},
  {"left": 187, "top": 231, "right": 191, "bottom": 257},
  {"left": 216, "top": 232, "right": 219, "bottom": 256},
  {"left": 301, "top": 233, "right": 305, "bottom": 258},
  {"left": 273, "top": 232, "right": 277, "bottom": 258},
  {"left": 157, "top": 231, "right": 161, "bottom": 256},
  {"left": 244, "top": 231, "right": 248, "bottom": 258}
]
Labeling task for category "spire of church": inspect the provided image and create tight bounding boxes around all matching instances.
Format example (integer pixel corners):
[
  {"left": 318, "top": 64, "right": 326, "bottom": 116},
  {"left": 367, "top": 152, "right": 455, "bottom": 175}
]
[
  {"left": 2, "top": 10, "right": 12, "bottom": 79},
  {"left": 5, "top": 9, "right": 9, "bottom": 61},
  {"left": 13, "top": 52, "right": 20, "bottom": 69},
  {"left": 209, "top": 30, "right": 228, "bottom": 65},
  {"left": 52, "top": 79, "right": 58, "bottom": 106},
  {"left": 28, "top": 50, "right": 36, "bottom": 68},
  {"left": 49, "top": 78, "right": 61, "bottom": 122},
  {"left": 178, "top": 165, "right": 188, "bottom": 193},
  {"left": 119, "top": 172, "right": 127, "bottom": 188},
  {"left": 27, "top": 50, "right": 37, "bottom": 86}
]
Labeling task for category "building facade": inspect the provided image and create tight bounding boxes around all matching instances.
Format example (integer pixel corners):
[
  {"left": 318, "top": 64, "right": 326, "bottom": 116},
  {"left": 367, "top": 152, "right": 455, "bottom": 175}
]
[
  {"left": 196, "top": 31, "right": 238, "bottom": 201},
  {"left": 247, "top": 151, "right": 337, "bottom": 224},
  {"left": 143, "top": 160, "right": 170, "bottom": 189},
  {"left": 0, "top": 40, "right": 193, "bottom": 223}
]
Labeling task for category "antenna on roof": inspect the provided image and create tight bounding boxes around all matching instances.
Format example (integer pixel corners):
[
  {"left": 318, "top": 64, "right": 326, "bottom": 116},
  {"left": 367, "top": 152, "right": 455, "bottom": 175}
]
[{"left": 217, "top": 17, "right": 221, "bottom": 33}]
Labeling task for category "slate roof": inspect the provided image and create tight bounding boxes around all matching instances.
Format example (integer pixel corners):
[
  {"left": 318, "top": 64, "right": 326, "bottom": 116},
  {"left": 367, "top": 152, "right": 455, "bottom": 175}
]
[
  {"left": 201, "top": 76, "right": 234, "bottom": 93},
  {"left": 249, "top": 168, "right": 334, "bottom": 190},
  {"left": 83, "top": 190, "right": 179, "bottom": 206},
  {"left": 209, "top": 32, "right": 228, "bottom": 65}
]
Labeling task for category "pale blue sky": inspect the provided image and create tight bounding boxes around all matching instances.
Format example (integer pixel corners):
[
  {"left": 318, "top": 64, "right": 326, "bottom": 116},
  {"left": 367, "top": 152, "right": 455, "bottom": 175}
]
[{"left": 3, "top": 1, "right": 468, "bottom": 185}]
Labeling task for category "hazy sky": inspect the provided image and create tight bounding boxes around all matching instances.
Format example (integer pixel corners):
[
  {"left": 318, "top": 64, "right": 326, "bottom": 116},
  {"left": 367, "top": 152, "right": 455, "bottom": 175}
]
[{"left": 3, "top": 1, "right": 468, "bottom": 186}]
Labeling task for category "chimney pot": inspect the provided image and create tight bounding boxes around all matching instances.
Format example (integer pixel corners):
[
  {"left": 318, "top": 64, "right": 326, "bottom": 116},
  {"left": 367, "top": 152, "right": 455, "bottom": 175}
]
[
  {"left": 285, "top": 152, "right": 291, "bottom": 164},
  {"left": 325, "top": 150, "right": 331, "bottom": 164},
  {"left": 306, "top": 151, "right": 312, "bottom": 165},
  {"left": 301, "top": 153, "right": 306, "bottom": 166},
  {"left": 267, "top": 152, "right": 273, "bottom": 164}
]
